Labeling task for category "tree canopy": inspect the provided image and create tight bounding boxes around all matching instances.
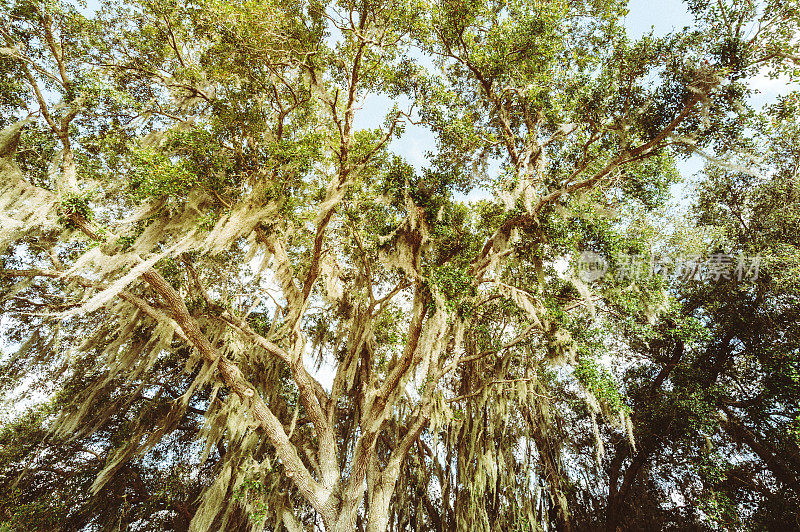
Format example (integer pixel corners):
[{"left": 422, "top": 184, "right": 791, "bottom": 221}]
[{"left": 1, "top": 0, "right": 799, "bottom": 530}]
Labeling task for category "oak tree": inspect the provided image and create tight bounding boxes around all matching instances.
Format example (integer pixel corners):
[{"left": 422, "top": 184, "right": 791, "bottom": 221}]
[{"left": 1, "top": 0, "right": 798, "bottom": 530}]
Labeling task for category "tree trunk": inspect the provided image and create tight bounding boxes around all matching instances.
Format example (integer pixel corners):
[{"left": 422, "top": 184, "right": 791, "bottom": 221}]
[
  {"left": 721, "top": 408, "right": 800, "bottom": 493},
  {"left": 527, "top": 407, "right": 573, "bottom": 532}
]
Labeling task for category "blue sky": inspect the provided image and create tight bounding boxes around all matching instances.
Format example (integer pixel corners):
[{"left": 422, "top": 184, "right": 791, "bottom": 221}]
[{"left": 626, "top": 0, "right": 694, "bottom": 38}]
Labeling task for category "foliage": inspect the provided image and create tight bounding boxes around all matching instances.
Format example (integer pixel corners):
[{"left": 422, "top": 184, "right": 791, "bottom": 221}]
[{"left": 0, "top": 0, "right": 798, "bottom": 531}]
